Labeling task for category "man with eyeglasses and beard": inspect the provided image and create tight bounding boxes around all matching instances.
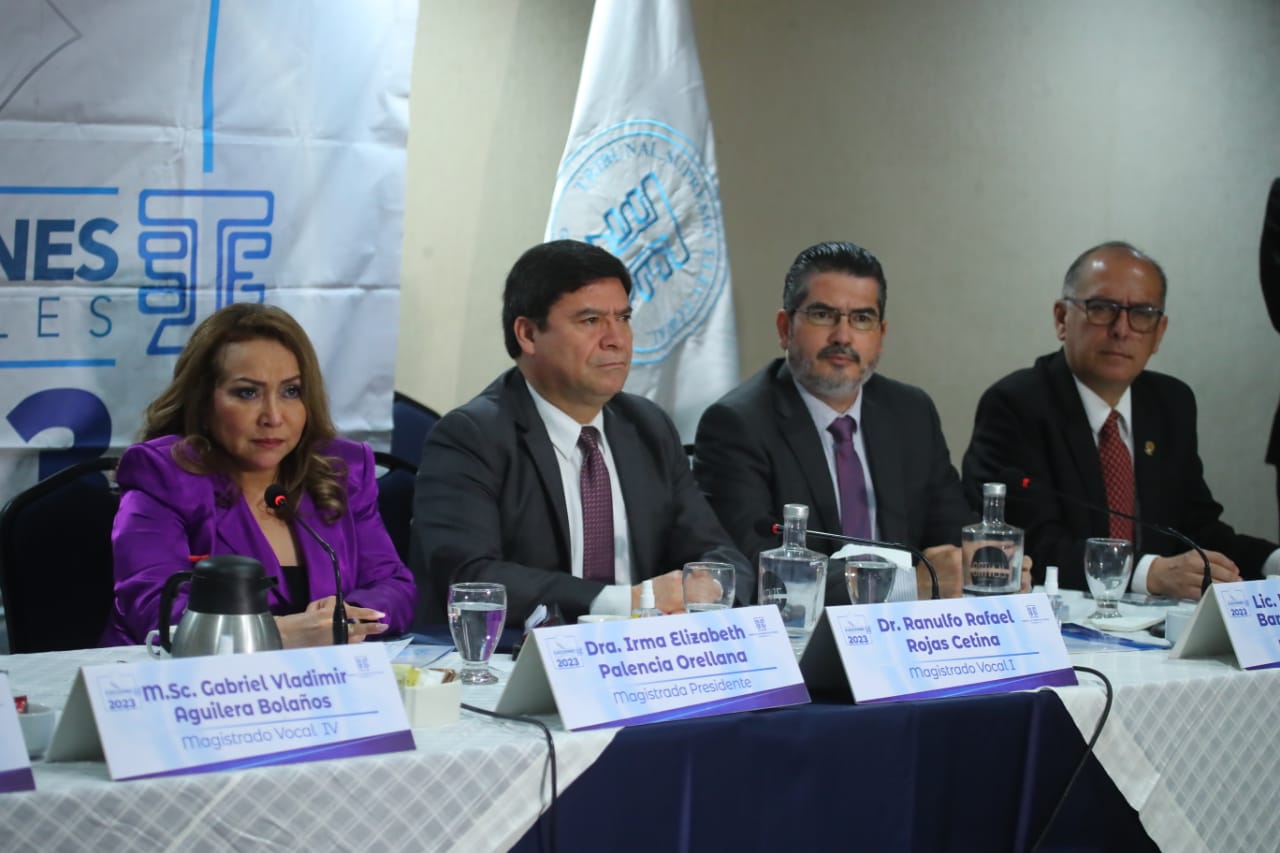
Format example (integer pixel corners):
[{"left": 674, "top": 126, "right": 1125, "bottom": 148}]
[
  {"left": 964, "top": 241, "right": 1280, "bottom": 598},
  {"left": 694, "top": 241, "right": 997, "bottom": 604}
]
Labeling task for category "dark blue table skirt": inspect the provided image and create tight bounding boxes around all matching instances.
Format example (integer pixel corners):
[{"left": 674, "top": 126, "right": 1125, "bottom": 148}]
[{"left": 512, "top": 690, "right": 1155, "bottom": 853}]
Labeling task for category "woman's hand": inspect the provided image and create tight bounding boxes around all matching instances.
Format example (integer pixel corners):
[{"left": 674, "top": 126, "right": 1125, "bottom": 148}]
[{"left": 275, "top": 596, "right": 389, "bottom": 648}]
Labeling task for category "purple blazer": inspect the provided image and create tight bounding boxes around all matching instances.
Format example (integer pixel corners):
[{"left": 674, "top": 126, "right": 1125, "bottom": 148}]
[{"left": 101, "top": 435, "right": 416, "bottom": 645}]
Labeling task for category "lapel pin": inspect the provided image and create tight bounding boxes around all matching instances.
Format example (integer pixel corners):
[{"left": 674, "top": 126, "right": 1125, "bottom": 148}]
[{"left": 1144, "top": 441, "right": 1155, "bottom": 457}]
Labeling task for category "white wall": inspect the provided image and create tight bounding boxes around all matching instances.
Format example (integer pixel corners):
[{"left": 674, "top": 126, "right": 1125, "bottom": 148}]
[{"left": 399, "top": 0, "right": 1280, "bottom": 539}]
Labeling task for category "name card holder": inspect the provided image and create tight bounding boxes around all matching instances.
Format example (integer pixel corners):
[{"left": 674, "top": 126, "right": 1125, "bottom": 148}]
[
  {"left": 496, "top": 604, "right": 809, "bottom": 730},
  {"left": 46, "top": 644, "right": 414, "bottom": 780},
  {"left": 0, "top": 674, "right": 36, "bottom": 793},
  {"left": 1171, "top": 578, "right": 1280, "bottom": 670},
  {"left": 800, "top": 592, "right": 1076, "bottom": 703}
]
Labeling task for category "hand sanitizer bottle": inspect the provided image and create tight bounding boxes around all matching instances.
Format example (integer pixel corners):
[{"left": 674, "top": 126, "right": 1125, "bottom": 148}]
[
  {"left": 1044, "top": 565, "right": 1069, "bottom": 625},
  {"left": 632, "top": 579, "right": 661, "bottom": 618}
]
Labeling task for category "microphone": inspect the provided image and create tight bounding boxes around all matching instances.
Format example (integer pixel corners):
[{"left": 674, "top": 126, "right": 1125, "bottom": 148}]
[
  {"left": 998, "top": 468, "right": 1211, "bottom": 594},
  {"left": 755, "top": 519, "right": 940, "bottom": 600},
  {"left": 265, "top": 484, "right": 348, "bottom": 644}
]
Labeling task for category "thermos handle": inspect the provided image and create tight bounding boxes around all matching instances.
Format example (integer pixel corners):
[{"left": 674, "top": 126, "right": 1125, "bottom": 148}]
[{"left": 158, "top": 570, "right": 194, "bottom": 653}]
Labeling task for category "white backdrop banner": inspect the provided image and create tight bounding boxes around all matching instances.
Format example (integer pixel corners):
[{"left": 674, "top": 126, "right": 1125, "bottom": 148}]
[
  {"left": 0, "top": 0, "right": 416, "bottom": 503},
  {"left": 546, "top": 0, "right": 738, "bottom": 441}
]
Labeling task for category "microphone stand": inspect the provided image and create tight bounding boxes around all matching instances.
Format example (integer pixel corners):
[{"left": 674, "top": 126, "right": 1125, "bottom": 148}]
[
  {"left": 765, "top": 522, "right": 941, "bottom": 600},
  {"left": 1006, "top": 473, "right": 1212, "bottom": 594},
  {"left": 267, "top": 486, "right": 348, "bottom": 644}
]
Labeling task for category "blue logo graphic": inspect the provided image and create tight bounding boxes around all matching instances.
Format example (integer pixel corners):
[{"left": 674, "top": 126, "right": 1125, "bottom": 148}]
[
  {"left": 548, "top": 120, "right": 728, "bottom": 365},
  {"left": 138, "top": 189, "right": 275, "bottom": 354},
  {"left": 837, "top": 614, "right": 873, "bottom": 648},
  {"left": 586, "top": 172, "right": 691, "bottom": 306}
]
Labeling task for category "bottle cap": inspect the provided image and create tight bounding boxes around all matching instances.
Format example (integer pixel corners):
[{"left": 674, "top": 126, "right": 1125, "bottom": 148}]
[
  {"left": 983, "top": 482, "right": 1007, "bottom": 497},
  {"left": 1044, "top": 565, "right": 1059, "bottom": 595},
  {"left": 782, "top": 503, "right": 810, "bottom": 522},
  {"left": 640, "top": 578, "right": 655, "bottom": 609}
]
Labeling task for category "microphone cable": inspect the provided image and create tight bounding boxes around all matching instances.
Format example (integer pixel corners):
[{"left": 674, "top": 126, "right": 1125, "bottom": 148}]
[
  {"left": 1028, "top": 664, "right": 1114, "bottom": 853},
  {"left": 461, "top": 702, "right": 558, "bottom": 853}
]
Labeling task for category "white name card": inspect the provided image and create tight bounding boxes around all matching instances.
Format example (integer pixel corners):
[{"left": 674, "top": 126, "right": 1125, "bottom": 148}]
[
  {"left": 496, "top": 604, "right": 809, "bottom": 730},
  {"left": 46, "top": 644, "right": 414, "bottom": 780},
  {"left": 1171, "top": 578, "right": 1280, "bottom": 670},
  {"left": 801, "top": 592, "right": 1076, "bottom": 703},
  {"left": 0, "top": 674, "right": 36, "bottom": 793}
]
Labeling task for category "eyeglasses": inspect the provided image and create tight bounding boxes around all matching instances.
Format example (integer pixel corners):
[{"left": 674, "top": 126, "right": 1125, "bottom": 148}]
[
  {"left": 795, "top": 305, "right": 881, "bottom": 331},
  {"left": 1062, "top": 297, "right": 1164, "bottom": 333}
]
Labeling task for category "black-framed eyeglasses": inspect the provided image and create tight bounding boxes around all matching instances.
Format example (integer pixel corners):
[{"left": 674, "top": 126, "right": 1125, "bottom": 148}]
[
  {"left": 795, "top": 304, "right": 881, "bottom": 331},
  {"left": 1062, "top": 297, "right": 1164, "bottom": 333}
]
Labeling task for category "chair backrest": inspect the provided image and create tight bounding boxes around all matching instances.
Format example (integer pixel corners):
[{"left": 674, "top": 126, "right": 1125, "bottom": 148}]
[
  {"left": 373, "top": 451, "right": 417, "bottom": 567},
  {"left": 390, "top": 391, "right": 441, "bottom": 469},
  {"left": 0, "top": 456, "right": 120, "bottom": 652}
]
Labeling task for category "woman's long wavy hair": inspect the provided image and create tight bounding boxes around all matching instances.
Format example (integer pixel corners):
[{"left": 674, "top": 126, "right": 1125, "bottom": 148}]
[{"left": 141, "top": 303, "right": 346, "bottom": 521}]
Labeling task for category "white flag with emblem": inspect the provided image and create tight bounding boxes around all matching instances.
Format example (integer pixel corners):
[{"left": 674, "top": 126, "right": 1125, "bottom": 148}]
[{"left": 546, "top": 0, "right": 738, "bottom": 440}]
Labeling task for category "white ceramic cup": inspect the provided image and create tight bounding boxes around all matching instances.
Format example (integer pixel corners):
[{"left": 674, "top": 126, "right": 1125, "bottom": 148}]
[
  {"left": 1164, "top": 607, "right": 1196, "bottom": 645},
  {"left": 19, "top": 702, "right": 57, "bottom": 760}
]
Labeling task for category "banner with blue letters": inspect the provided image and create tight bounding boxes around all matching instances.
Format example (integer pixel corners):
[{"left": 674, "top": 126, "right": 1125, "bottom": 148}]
[
  {"left": 0, "top": 0, "right": 416, "bottom": 503},
  {"left": 546, "top": 0, "right": 739, "bottom": 440}
]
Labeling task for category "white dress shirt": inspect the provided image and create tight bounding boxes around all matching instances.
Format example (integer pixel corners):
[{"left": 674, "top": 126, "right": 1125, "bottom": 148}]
[
  {"left": 792, "top": 379, "right": 917, "bottom": 601},
  {"left": 527, "top": 382, "right": 634, "bottom": 615}
]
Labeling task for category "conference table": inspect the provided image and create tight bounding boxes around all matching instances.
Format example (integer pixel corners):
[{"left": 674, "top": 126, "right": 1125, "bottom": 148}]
[{"left": 3, "top": 595, "right": 1278, "bottom": 852}]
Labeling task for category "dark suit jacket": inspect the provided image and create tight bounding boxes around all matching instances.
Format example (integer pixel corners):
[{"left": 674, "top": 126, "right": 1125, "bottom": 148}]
[
  {"left": 411, "top": 368, "right": 750, "bottom": 627},
  {"left": 1262, "top": 178, "right": 1280, "bottom": 466},
  {"left": 104, "top": 435, "right": 417, "bottom": 645},
  {"left": 692, "top": 359, "right": 975, "bottom": 604},
  {"left": 962, "top": 350, "right": 1276, "bottom": 590}
]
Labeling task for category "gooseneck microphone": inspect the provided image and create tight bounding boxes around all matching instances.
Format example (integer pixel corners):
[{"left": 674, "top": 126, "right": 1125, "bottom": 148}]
[
  {"left": 755, "top": 519, "right": 941, "bottom": 600},
  {"left": 265, "top": 484, "right": 348, "bottom": 644},
  {"left": 999, "top": 468, "right": 1212, "bottom": 594}
]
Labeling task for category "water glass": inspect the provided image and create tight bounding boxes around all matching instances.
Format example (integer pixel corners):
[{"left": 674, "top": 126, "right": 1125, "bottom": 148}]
[
  {"left": 683, "top": 562, "right": 736, "bottom": 612},
  {"left": 845, "top": 556, "right": 897, "bottom": 604},
  {"left": 1083, "top": 538, "right": 1133, "bottom": 619},
  {"left": 448, "top": 582, "right": 506, "bottom": 685}
]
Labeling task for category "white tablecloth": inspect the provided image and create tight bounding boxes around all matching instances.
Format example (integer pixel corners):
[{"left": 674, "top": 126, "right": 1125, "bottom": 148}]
[
  {"left": 2, "top": 646, "right": 615, "bottom": 853},
  {"left": 1052, "top": 593, "right": 1280, "bottom": 853}
]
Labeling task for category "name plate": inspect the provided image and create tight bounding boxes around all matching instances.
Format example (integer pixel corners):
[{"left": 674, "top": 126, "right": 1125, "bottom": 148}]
[
  {"left": 801, "top": 593, "right": 1075, "bottom": 703},
  {"left": 496, "top": 604, "right": 809, "bottom": 730},
  {"left": 0, "top": 674, "right": 36, "bottom": 793},
  {"left": 1172, "top": 578, "right": 1280, "bottom": 669},
  {"left": 46, "top": 644, "right": 414, "bottom": 780}
]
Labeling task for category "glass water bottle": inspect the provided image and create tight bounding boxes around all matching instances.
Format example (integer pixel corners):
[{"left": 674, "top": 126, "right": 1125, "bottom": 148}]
[
  {"left": 758, "top": 503, "right": 828, "bottom": 652},
  {"left": 961, "top": 483, "right": 1024, "bottom": 595}
]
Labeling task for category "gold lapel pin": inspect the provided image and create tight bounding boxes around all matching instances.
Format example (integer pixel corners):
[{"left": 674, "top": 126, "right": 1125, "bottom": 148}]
[{"left": 1144, "top": 441, "right": 1155, "bottom": 457}]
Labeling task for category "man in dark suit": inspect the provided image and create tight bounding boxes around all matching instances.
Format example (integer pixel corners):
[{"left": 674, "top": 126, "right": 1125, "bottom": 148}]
[
  {"left": 412, "top": 240, "right": 749, "bottom": 627},
  {"left": 1262, "top": 178, "right": 1280, "bottom": 537},
  {"left": 694, "top": 241, "right": 983, "bottom": 604},
  {"left": 964, "top": 241, "right": 1279, "bottom": 597}
]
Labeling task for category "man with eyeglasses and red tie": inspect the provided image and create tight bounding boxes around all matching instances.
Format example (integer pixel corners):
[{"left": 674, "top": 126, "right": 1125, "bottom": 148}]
[
  {"left": 964, "top": 241, "right": 1280, "bottom": 598},
  {"left": 694, "top": 241, "right": 1010, "bottom": 604}
]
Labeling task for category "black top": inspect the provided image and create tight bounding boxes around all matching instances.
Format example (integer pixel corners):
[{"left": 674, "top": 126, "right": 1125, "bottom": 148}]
[{"left": 278, "top": 564, "right": 310, "bottom": 610}]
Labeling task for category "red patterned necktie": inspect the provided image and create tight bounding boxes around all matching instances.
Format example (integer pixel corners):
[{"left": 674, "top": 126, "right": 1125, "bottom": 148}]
[
  {"left": 1098, "top": 410, "right": 1135, "bottom": 542},
  {"left": 828, "top": 415, "right": 872, "bottom": 539},
  {"left": 578, "top": 427, "right": 615, "bottom": 582}
]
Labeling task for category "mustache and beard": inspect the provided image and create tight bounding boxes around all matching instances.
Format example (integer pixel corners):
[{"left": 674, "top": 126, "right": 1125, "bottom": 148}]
[{"left": 787, "top": 342, "right": 879, "bottom": 400}]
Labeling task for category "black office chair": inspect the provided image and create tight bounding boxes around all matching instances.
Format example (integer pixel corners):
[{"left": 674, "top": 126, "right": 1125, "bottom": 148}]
[
  {"left": 0, "top": 456, "right": 120, "bottom": 652},
  {"left": 373, "top": 450, "right": 417, "bottom": 567},
  {"left": 389, "top": 391, "right": 441, "bottom": 469}
]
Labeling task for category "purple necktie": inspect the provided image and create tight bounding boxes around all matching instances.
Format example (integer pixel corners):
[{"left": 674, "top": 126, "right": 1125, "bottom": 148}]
[
  {"left": 578, "top": 426, "right": 615, "bottom": 583},
  {"left": 828, "top": 415, "right": 872, "bottom": 539}
]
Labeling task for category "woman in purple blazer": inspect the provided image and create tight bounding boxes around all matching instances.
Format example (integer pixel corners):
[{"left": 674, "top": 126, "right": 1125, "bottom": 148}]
[{"left": 101, "top": 304, "right": 416, "bottom": 647}]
